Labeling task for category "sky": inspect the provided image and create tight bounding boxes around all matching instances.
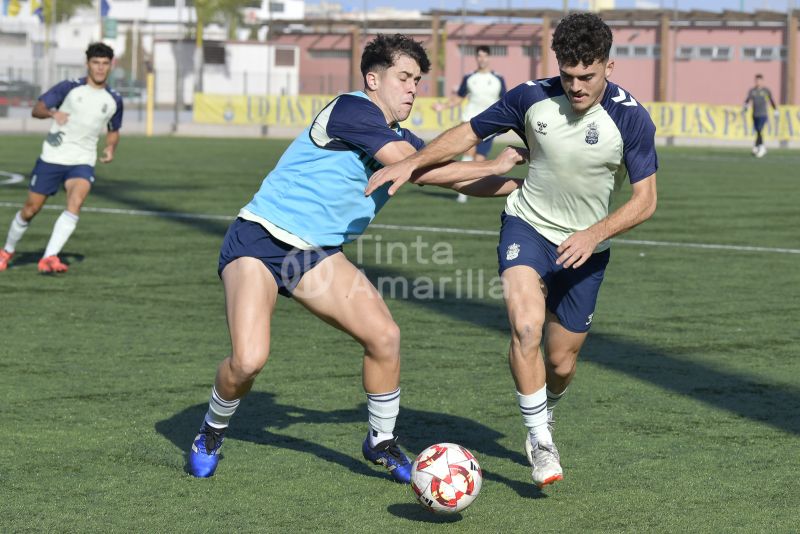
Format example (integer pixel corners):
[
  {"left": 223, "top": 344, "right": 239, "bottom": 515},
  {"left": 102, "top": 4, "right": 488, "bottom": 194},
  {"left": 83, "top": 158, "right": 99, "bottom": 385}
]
[{"left": 313, "top": 0, "right": 798, "bottom": 14}]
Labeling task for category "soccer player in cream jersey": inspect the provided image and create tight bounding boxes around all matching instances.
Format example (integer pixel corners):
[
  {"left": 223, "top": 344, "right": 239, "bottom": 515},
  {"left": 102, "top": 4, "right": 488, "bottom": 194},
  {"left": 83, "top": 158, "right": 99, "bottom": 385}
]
[
  {"left": 434, "top": 45, "right": 506, "bottom": 203},
  {"left": 187, "top": 34, "right": 526, "bottom": 482},
  {"left": 367, "top": 14, "right": 658, "bottom": 488},
  {"left": 0, "top": 42, "right": 122, "bottom": 274}
]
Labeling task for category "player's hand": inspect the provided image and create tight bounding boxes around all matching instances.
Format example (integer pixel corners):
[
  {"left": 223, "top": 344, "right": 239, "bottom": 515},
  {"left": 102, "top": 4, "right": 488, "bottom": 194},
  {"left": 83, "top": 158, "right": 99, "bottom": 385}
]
[
  {"left": 365, "top": 159, "right": 416, "bottom": 196},
  {"left": 100, "top": 146, "right": 114, "bottom": 163},
  {"left": 52, "top": 110, "right": 69, "bottom": 125},
  {"left": 556, "top": 228, "right": 602, "bottom": 269},
  {"left": 492, "top": 146, "right": 528, "bottom": 174}
]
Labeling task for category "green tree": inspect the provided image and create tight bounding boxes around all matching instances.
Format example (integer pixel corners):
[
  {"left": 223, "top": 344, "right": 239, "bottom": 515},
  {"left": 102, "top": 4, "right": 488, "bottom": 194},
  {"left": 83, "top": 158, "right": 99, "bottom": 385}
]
[{"left": 37, "top": 0, "right": 95, "bottom": 24}]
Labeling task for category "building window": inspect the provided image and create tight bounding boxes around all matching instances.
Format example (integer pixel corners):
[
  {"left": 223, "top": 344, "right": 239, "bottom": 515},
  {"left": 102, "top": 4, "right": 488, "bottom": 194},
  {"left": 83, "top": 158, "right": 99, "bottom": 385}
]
[
  {"left": 458, "top": 45, "right": 507, "bottom": 57},
  {"left": 269, "top": 2, "right": 284, "bottom": 12},
  {"left": 275, "top": 48, "right": 295, "bottom": 66},
  {"left": 742, "top": 46, "right": 786, "bottom": 61},
  {"left": 203, "top": 42, "right": 226, "bottom": 65},
  {"left": 521, "top": 45, "right": 541, "bottom": 58},
  {"left": 309, "top": 49, "right": 350, "bottom": 59},
  {"left": 148, "top": 0, "right": 175, "bottom": 6},
  {"left": 612, "top": 44, "right": 659, "bottom": 58},
  {"left": 675, "top": 45, "right": 731, "bottom": 61}
]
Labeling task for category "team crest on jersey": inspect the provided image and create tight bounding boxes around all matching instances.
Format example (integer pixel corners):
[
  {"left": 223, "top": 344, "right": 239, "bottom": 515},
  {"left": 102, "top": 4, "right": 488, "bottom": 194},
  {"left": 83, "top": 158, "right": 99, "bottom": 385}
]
[
  {"left": 535, "top": 121, "right": 548, "bottom": 135},
  {"left": 102, "top": 103, "right": 108, "bottom": 114},
  {"left": 506, "top": 243, "right": 521, "bottom": 260},
  {"left": 585, "top": 122, "right": 599, "bottom": 145}
]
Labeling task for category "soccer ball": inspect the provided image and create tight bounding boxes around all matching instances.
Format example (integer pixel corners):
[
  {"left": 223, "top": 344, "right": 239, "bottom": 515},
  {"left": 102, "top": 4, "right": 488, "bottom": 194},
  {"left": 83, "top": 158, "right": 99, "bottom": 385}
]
[{"left": 410, "top": 443, "right": 482, "bottom": 514}]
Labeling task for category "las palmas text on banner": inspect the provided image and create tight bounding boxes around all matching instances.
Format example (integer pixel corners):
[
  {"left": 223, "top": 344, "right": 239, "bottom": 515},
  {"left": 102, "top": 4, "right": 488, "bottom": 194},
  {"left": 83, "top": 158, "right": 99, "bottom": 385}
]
[{"left": 193, "top": 94, "right": 800, "bottom": 141}]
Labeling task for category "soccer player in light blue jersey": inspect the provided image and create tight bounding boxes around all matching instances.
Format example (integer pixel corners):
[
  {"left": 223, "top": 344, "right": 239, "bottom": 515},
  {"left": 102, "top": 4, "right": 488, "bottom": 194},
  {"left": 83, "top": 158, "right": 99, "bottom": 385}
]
[
  {"left": 367, "top": 14, "right": 658, "bottom": 489},
  {"left": 433, "top": 45, "right": 507, "bottom": 203},
  {"left": 0, "top": 43, "right": 122, "bottom": 274},
  {"left": 187, "top": 34, "right": 526, "bottom": 482}
]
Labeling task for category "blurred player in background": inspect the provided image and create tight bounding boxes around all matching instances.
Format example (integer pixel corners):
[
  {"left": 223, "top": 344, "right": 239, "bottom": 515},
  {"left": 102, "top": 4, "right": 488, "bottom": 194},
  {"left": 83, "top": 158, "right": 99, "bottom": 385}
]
[
  {"left": 367, "top": 14, "right": 658, "bottom": 489},
  {"left": 743, "top": 74, "right": 778, "bottom": 158},
  {"left": 433, "top": 45, "right": 506, "bottom": 203},
  {"left": 0, "top": 42, "right": 122, "bottom": 274},
  {"left": 187, "top": 33, "right": 525, "bottom": 483}
]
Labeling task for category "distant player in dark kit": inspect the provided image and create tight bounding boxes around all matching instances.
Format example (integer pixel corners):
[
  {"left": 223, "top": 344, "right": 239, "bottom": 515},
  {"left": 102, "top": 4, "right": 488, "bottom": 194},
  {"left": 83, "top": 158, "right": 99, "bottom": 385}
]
[
  {"left": 0, "top": 42, "right": 123, "bottom": 273},
  {"left": 743, "top": 74, "right": 778, "bottom": 158}
]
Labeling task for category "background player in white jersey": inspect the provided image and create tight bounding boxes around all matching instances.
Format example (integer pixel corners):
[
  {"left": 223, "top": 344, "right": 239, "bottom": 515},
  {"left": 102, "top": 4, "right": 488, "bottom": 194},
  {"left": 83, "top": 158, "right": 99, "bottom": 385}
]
[
  {"left": 742, "top": 74, "right": 778, "bottom": 158},
  {"left": 433, "top": 45, "right": 506, "bottom": 203},
  {"left": 367, "top": 14, "right": 658, "bottom": 489},
  {"left": 187, "top": 34, "right": 526, "bottom": 482},
  {"left": 0, "top": 42, "right": 123, "bottom": 274}
]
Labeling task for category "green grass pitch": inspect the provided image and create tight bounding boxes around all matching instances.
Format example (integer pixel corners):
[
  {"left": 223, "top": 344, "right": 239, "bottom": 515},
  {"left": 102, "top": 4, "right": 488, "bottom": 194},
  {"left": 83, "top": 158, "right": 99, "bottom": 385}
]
[{"left": 1, "top": 135, "right": 799, "bottom": 532}]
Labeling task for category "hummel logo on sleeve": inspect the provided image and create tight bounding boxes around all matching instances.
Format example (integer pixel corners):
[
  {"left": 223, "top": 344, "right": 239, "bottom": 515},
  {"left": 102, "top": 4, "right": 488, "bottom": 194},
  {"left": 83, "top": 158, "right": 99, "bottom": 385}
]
[{"left": 611, "top": 88, "right": 638, "bottom": 107}]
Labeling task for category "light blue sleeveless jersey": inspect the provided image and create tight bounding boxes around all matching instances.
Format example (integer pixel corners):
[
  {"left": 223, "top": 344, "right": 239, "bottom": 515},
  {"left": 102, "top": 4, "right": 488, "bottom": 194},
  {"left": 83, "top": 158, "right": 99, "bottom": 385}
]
[{"left": 244, "top": 91, "right": 425, "bottom": 247}]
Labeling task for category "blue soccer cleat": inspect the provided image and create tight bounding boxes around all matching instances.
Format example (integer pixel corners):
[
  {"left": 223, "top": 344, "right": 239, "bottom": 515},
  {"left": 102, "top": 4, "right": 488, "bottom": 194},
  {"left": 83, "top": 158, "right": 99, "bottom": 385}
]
[
  {"left": 362, "top": 434, "right": 412, "bottom": 484},
  {"left": 188, "top": 422, "right": 225, "bottom": 477}
]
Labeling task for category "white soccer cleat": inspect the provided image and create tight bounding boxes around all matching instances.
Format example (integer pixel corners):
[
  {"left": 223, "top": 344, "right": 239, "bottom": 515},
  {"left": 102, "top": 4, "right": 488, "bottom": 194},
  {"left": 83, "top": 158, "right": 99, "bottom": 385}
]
[
  {"left": 751, "top": 146, "right": 759, "bottom": 156},
  {"left": 525, "top": 437, "right": 563, "bottom": 488},
  {"left": 456, "top": 193, "right": 469, "bottom": 203},
  {"left": 756, "top": 145, "right": 767, "bottom": 158}
]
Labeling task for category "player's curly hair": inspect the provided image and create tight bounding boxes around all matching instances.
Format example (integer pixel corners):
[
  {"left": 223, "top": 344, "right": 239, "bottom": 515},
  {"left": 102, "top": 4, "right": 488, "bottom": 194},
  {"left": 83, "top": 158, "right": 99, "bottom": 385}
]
[
  {"left": 551, "top": 13, "right": 612, "bottom": 67},
  {"left": 86, "top": 42, "right": 114, "bottom": 60},
  {"left": 360, "top": 34, "right": 431, "bottom": 78}
]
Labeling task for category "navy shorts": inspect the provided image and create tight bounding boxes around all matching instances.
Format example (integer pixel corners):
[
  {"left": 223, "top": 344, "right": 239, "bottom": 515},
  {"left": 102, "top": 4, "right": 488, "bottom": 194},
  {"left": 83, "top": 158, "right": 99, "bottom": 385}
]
[
  {"left": 497, "top": 213, "right": 610, "bottom": 333},
  {"left": 218, "top": 218, "right": 343, "bottom": 298},
  {"left": 475, "top": 135, "right": 495, "bottom": 157},
  {"left": 30, "top": 158, "right": 95, "bottom": 196},
  {"left": 753, "top": 116, "right": 767, "bottom": 133}
]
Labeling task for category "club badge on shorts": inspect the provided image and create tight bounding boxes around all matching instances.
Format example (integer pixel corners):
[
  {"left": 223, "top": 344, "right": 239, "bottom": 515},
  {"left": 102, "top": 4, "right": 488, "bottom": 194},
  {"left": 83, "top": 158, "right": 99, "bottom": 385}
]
[{"left": 506, "top": 243, "right": 521, "bottom": 260}]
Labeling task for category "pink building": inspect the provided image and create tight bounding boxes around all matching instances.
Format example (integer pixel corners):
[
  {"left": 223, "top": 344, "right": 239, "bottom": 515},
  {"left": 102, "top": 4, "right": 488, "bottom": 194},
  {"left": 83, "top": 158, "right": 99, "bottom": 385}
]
[{"left": 268, "top": 8, "right": 799, "bottom": 106}]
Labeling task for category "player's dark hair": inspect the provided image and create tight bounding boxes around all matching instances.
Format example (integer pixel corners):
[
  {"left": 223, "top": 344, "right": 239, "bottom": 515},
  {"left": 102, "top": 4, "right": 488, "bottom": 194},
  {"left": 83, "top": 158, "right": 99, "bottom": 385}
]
[
  {"left": 755, "top": 73, "right": 764, "bottom": 79},
  {"left": 551, "top": 13, "right": 612, "bottom": 67},
  {"left": 361, "top": 34, "right": 430, "bottom": 79},
  {"left": 476, "top": 45, "right": 491, "bottom": 55},
  {"left": 86, "top": 42, "right": 114, "bottom": 61}
]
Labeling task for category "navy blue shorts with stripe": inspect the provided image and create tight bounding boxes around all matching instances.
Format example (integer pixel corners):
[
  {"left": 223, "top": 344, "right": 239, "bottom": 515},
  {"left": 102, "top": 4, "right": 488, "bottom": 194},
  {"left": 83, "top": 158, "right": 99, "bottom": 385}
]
[
  {"left": 497, "top": 212, "right": 610, "bottom": 333},
  {"left": 30, "top": 158, "right": 95, "bottom": 196},
  {"left": 218, "top": 218, "right": 342, "bottom": 298}
]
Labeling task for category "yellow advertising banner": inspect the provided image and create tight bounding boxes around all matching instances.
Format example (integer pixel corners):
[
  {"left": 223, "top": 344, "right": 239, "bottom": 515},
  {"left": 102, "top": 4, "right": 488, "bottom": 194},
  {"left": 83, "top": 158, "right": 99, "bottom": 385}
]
[{"left": 194, "top": 94, "right": 800, "bottom": 141}]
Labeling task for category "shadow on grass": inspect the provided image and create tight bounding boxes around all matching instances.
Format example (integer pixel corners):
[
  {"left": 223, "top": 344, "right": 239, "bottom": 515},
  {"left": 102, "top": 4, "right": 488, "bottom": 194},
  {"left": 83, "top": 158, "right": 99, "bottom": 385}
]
[
  {"left": 387, "top": 503, "right": 464, "bottom": 523},
  {"left": 156, "top": 391, "right": 544, "bottom": 499},
  {"left": 362, "top": 264, "right": 800, "bottom": 436}
]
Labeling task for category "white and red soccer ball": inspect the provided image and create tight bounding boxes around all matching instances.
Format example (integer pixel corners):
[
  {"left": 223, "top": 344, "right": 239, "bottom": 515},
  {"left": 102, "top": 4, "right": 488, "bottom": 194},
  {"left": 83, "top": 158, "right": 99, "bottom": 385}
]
[{"left": 410, "top": 443, "right": 483, "bottom": 514}]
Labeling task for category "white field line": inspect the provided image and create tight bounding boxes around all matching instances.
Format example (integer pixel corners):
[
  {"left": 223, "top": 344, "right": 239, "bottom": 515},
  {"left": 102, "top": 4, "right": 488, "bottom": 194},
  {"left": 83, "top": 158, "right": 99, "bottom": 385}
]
[{"left": 1, "top": 201, "right": 798, "bottom": 255}]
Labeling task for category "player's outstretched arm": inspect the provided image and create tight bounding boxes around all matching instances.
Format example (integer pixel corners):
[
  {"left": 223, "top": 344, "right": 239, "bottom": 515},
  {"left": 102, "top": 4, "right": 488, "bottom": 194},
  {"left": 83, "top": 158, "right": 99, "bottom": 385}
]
[
  {"left": 100, "top": 130, "right": 120, "bottom": 163},
  {"left": 411, "top": 146, "right": 527, "bottom": 189},
  {"left": 366, "top": 122, "right": 481, "bottom": 197},
  {"left": 452, "top": 176, "right": 524, "bottom": 197},
  {"left": 556, "top": 174, "right": 657, "bottom": 269}
]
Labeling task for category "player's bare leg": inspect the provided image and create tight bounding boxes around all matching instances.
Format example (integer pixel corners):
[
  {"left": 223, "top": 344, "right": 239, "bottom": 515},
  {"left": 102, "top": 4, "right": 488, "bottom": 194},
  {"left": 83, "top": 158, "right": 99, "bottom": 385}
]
[
  {"left": 0, "top": 191, "right": 47, "bottom": 271},
  {"left": 503, "top": 265, "right": 563, "bottom": 487},
  {"left": 294, "top": 253, "right": 411, "bottom": 483},
  {"left": 189, "top": 257, "right": 278, "bottom": 477}
]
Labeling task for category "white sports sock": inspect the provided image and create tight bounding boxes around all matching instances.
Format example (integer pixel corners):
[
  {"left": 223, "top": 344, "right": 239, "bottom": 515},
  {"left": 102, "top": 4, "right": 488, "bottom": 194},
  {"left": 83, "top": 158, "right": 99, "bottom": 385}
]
[
  {"left": 4, "top": 211, "right": 29, "bottom": 254},
  {"left": 460, "top": 154, "right": 474, "bottom": 162},
  {"left": 43, "top": 210, "right": 79, "bottom": 258},
  {"left": 518, "top": 386, "right": 552, "bottom": 445},
  {"left": 204, "top": 386, "right": 241, "bottom": 429},
  {"left": 546, "top": 387, "right": 567, "bottom": 412},
  {"left": 367, "top": 387, "right": 400, "bottom": 446}
]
